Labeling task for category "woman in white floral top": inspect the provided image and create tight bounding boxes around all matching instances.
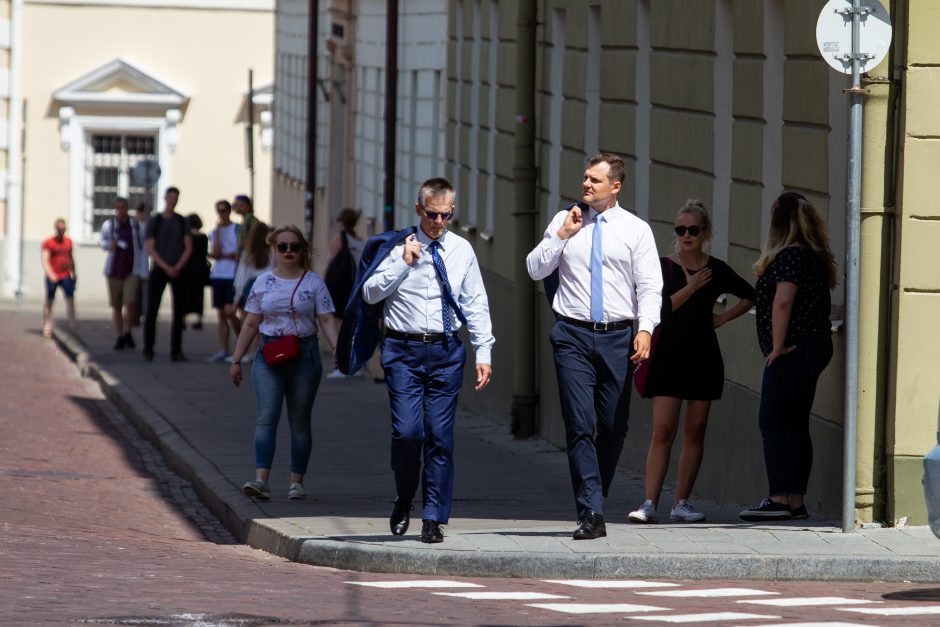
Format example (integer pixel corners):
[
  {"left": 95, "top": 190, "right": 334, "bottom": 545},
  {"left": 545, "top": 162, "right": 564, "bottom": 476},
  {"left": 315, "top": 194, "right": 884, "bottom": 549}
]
[{"left": 229, "top": 225, "right": 339, "bottom": 501}]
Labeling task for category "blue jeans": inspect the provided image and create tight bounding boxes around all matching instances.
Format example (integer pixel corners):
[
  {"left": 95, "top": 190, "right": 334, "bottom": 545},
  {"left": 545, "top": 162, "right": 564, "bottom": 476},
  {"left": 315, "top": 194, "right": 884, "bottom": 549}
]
[
  {"left": 251, "top": 335, "right": 323, "bottom": 474},
  {"left": 758, "top": 335, "right": 833, "bottom": 496}
]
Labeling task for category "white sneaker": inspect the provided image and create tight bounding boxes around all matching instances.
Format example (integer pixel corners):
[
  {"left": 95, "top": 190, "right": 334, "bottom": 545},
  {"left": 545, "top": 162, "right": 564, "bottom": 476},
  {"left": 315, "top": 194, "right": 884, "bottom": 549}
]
[
  {"left": 628, "top": 500, "right": 658, "bottom": 524},
  {"left": 242, "top": 479, "right": 270, "bottom": 500},
  {"left": 670, "top": 500, "right": 706, "bottom": 522},
  {"left": 288, "top": 482, "right": 306, "bottom": 500},
  {"left": 326, "top": 369, "right": 348, "bottom": 380},
  {"left": 207, "top": 350, "right": 231, "bottom": 363}
]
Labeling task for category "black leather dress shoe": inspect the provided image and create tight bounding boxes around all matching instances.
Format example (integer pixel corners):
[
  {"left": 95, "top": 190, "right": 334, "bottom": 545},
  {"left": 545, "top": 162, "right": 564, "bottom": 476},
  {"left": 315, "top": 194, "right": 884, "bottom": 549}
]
[
  {"left": 170, "top": 352, "right": 188, "bottom": 362},
  {"left": 389, "top": 497, "right": 412, "bottom": 536},
  {"left": 421, "top": 519, "right": 444, "bottom": 543},
  {"left": 572, "top": 511, "right": 606, "bottom": 540}
]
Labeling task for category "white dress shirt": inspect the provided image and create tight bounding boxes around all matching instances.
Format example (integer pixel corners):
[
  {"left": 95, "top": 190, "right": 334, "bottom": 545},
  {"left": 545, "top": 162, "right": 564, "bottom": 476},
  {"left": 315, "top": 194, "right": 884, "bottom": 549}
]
[
  {"left": 362, "top": 228, "right": 495, "bottom": 365},
  {"left": 526, "top": 203, "right": 663, "bottom": 334}
]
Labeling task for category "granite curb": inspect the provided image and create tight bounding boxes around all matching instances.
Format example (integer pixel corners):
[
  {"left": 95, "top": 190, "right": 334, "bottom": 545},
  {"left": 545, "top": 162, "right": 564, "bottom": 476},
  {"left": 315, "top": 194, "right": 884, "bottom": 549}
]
[{"left": 53, "top": 327, "right": 940, "bottom": 583}]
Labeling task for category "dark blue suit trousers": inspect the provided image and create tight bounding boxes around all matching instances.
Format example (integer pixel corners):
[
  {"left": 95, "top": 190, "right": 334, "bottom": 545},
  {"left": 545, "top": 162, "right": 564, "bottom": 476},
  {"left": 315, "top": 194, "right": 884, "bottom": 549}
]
[
  {"left": 550, "top": 320, "right": 635, "bottom": 519},
  {"left": 382, "top": 335, "right": 466, "bottom": 523}
]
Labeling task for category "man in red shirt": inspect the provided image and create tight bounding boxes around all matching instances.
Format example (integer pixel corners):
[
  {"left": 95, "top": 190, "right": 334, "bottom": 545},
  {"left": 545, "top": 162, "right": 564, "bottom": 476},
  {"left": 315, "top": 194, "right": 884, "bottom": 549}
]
[{"left": 41, "top": 218, "right": 77, "bottom": 338}]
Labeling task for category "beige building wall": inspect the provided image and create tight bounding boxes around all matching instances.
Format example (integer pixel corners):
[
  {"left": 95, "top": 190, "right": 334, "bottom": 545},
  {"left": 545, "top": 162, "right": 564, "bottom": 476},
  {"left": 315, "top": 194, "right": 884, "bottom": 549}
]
[
  {"left": 447, "top": 0, "right": 862, "bottom": 517},
  {"left": 1, "top": 1, "right": 273, "bottom": 305}
]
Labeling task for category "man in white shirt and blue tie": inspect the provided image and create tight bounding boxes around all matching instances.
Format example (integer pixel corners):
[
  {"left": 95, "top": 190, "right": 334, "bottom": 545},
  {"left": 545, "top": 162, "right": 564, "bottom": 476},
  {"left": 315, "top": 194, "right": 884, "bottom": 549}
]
[
  {"left": 363, "top": 177, "right": 495, "bottom": 544},
  {"left": 526, "top": 153, "right": 662, "bottom": 540}
]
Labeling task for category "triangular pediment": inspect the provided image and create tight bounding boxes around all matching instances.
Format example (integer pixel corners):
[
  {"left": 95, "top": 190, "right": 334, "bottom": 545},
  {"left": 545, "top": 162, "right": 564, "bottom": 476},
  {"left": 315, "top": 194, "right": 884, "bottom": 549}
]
[{"left": 54, "top": 58, "right": 188, "bottom": 108}]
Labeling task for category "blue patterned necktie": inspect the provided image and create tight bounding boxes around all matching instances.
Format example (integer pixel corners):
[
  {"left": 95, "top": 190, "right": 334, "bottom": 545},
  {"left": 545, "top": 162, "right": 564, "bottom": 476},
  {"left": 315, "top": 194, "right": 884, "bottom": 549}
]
[
  {"left": 429, "top": 240, "right": 465, "bottom": 334},
  {"left": 590, "top": 213, "right": 605, "bottom": 322}
]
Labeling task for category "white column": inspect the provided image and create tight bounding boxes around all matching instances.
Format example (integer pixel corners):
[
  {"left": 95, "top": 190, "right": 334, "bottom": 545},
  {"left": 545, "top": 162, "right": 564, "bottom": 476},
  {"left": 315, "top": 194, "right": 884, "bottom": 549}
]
[{"left": 3, "top": 0, "right": 23, "bottom": 299}]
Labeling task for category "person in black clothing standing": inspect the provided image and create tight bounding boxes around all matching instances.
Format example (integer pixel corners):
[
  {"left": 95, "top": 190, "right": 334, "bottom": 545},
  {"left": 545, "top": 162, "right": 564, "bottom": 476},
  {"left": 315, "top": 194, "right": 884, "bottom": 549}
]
[
  {"left": 181, "top": 213, "right": 210, "bottom": 331},
  {"left": 143, "top": 186, "right": 193, "bottom": 362}
]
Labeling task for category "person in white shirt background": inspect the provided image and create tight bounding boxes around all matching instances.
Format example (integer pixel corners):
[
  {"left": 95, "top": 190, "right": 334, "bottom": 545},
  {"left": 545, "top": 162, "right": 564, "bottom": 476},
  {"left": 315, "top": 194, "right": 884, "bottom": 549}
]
[
  {"left": 207, "top": 200, "right": 241, "bottom": 362},
  {"left": 526, "top": 153, "right": 662, "bottom": 541}
]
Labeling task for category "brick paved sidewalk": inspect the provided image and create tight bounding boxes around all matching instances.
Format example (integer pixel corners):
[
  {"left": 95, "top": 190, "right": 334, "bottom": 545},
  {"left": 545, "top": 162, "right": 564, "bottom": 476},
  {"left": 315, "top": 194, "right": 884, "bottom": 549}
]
[{"left": 45, "top": 309, "right": 940, "bottom": 583}]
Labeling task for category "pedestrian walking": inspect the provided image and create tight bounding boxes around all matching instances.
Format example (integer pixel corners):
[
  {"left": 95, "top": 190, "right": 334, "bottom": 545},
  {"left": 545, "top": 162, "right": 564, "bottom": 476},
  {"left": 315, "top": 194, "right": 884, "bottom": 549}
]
[
  {"left": 41, "top": 218, "right": 77, "bottom": 338},
  {"left": 142, "top": 186, "right": 193, "bottom": 362},
  {"left": 233, "top": 194, "right": 258, "bottom": 258},
  {"left": 324, "top": 208, "right": 365, "bottom": 379},
  {"left": 134, "top": 203, "right": 152, "bottom": 327},
  {"left": 98, "top": 197, "right": 146, "bottom": 350},
  {"left": 739, "top": 191, "right": 836, "bottom": 522},
  {"left": 363, "top": 177, "right": 494, "bottom": 544},
  {"left": 526, "top": 153, "right": 662, "bottom": 540},
  {"left": 232, "top": 221, "right": 271, "bottom": 363},
  {"left": 180, "top": 213, "right": 210, "bottom": 331},
  {"left": 206, "top": 200, "right": 241, "bottom": 362},
  {"left": 229, "top": 225, "right": 339, "bottom": 501},
  {"left": 627, "top": 200, "right": 754, "bottom": 525}
]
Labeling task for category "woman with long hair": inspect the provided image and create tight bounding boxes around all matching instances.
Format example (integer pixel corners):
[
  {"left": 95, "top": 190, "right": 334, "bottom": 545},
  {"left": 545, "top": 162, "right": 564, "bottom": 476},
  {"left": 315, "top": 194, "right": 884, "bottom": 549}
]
[
  {"left": 739, "top": 192, "right": 836, "bottom": 521},
  {"left": 628, "top": 200, "right": 754, "bottom": 524},
  {"left": 229, "top": 225, "right": 339, "bottom": 501}
]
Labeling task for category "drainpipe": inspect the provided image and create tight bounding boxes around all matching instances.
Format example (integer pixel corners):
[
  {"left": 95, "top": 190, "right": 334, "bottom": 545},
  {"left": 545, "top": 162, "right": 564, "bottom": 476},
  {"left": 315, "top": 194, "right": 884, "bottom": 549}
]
[
  {"left": 305, "top": 0, "right": 319, "bottom": 243},
  {"left": 4, "top": 0, "right": 24, "bottom": 300},
  {"left": 382, "top": 0, "right": 399, "bottom": 232},
  {"left": 510, "top": 0, "right": 538, "bottom": 438}
]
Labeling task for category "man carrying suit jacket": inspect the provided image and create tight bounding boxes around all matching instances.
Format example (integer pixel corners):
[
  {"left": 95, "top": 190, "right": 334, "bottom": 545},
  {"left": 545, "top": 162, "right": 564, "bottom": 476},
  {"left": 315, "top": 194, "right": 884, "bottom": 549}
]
[{"left": 363, "top": 177, "right": 494, "bottom": 544}]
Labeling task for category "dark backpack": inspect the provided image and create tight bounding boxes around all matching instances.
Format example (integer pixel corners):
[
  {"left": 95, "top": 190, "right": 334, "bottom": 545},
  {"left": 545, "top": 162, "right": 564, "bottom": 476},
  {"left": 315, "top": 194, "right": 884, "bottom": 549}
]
[
  {"left": 336, "top": 226, "right": 417, "bottom": 375},
  {"left": 323, "top": 232, "right": 356, "bottom": 314}
]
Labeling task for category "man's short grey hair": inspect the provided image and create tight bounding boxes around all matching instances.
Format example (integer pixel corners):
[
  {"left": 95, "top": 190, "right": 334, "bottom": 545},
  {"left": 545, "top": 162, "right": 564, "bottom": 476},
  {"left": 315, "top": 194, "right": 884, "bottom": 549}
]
[{"left": 417, "top": 177, "right": 454, "bottom": 207}]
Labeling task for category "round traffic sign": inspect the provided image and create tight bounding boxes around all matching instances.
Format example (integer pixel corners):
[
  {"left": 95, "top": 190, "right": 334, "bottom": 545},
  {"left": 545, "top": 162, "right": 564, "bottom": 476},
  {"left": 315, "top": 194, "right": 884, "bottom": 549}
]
[
  {"left": 131, "top": 159, "right": 162, "bottom": 187},
  {"left": 816, "top": 0, "right": 892, "bottom": 75}
]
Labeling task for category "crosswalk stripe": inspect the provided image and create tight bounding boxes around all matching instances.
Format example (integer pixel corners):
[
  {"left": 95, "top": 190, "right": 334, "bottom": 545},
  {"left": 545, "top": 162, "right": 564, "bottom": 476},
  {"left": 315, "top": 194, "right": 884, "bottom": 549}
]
[
  {"left": 344, "top": 580, "right": 484, "bottom": 588},
  {"left": 639, "top": 587, "right": 778, "bottom": 598},
  {"left": 838, "top": 605, "right": 940, "bottom": 616},
  {"left": 433, "top": 591, "right": 569, "bottom": 600},
  {"left": 542, "top": 579, "right": 679, "bottom": 588},
  {"left": 747, "top": 623, "right": 872, "bottom": 627},
  {"left": 526, "top": 602, "right": 669, "bottom": 614},
  {"left": 631, "top": 611, "right": 780, "bottom": 623},
  {"left": 739, "top": 597, "right": 878, "bottom": 607}
]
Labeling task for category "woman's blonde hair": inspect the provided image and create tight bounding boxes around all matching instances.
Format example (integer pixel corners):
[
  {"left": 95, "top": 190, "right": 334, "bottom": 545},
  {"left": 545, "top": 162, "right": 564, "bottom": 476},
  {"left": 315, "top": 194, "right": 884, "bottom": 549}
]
[
  {"left": 245, "top": 221, "right": 271, "bottom": 270},
  {"left": 674, "top": 199, "right": 712, "bottom": 253},
  {"left": 267, "top": 224, "right": 312, "bottom": 272},
  {"left": 753, "top": 192, "right": 837, "bottom": 288}
]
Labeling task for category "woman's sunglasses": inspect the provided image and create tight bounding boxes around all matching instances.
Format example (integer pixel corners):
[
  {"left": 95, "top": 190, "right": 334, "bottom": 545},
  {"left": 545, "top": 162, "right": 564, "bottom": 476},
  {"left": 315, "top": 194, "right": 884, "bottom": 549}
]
[
  {"left": 674, "top": 225, "right": 702, "bottom": 237},
  {"left": 276, "top": 242, "right": 303, "bottom": 253}
]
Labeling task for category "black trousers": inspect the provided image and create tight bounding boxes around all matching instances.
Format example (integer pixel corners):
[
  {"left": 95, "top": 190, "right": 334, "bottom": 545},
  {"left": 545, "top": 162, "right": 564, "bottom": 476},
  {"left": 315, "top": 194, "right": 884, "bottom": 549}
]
[
  {"left": 758, "top": 335, "right": 833, "bottom": 496},
  {"left": 550, "top": 319, "right": 635, "bottom": 519},
  {"left": 143, "top": 266, "right": 186, "bottom": 355}
]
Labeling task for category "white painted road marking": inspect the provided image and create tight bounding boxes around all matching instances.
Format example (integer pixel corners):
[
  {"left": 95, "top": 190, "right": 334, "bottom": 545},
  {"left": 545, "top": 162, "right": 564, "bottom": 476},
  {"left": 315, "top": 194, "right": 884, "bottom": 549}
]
[
  {"left": 433, "top": 591, "right": 569, "bottom": 600},
  {"left": 631, "top": 611, "right": 780, "bottom": 623},
  {"left": 838, "top": 604, "right": 940, "bottom": 616},
  {"left": 739, "top": 597, "right": 879, "bottom": 607},
  {"left": 746, "top": 623, "right": 874, "bottom": 627},
  {"left": 542, "top": 579, "right": 679, "bottom": 588},
  {"left": 526, "top": 602, "right": 668, "bottom": 614},
  {"left": 344, "top": 580, "right": 485, "bottom": 588},
  {"left": 639, "top": 587, "right": 779, "bottom": 598}
]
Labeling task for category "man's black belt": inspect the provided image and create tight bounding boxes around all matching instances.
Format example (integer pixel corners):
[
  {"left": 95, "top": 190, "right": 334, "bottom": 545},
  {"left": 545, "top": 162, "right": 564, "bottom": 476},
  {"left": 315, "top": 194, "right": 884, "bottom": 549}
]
[
  {"left": 385, "top": 329, "right": 458, "bottom": 343},
  {"left": 558, "top": 316, "right": 633, "bottom": 332}
]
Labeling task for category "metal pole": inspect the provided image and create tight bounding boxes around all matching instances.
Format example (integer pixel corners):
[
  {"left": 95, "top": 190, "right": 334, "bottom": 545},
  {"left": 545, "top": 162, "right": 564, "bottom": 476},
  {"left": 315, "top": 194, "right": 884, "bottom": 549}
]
[
  {"left": 842, "top": 0, "right": 865, "bottom": 534},
  {"left": 510, "top": 0, "right": 538, "bottom": 438},
  {"left": 382, "top": 0, "right": 399, "bottom": 232},
  {"left": 305, "top": 0, "right": 319, "bottom": 242},
  {"left": 247, "top": 68, "right": 256, "bottom": 204}
]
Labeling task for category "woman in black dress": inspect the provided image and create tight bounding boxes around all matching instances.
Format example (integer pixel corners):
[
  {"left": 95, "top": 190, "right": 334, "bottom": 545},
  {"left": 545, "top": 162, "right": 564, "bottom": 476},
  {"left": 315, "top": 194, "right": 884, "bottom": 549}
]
[
  {"left": 739, "top": 192, "right": 836, "bottom": 521},
  {"left": 629, "top": 200, "right": 754, "bottom": 524},
  {"left": 181, "top": 213, "right": 210, "bottom": 329}
]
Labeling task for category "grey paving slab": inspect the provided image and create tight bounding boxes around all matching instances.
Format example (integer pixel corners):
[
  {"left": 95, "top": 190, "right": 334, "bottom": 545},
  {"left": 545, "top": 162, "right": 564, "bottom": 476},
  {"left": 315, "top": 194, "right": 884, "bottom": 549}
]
[{"left": 47, "top": 315, "right": 940, "bottom": 583}]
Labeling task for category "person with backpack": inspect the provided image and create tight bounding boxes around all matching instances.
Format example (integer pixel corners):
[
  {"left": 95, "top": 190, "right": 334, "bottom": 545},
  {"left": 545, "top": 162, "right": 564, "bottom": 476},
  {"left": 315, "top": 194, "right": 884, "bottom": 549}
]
[
  {"left": 323, "top": 208, "right": 364, "bottom": 379},
  {"left": 362, "top": 177, "right": 494, "bottom": 544},
  {"left": 99, "top": 196, "right": 147, "bottom": 349},
  {"left": 142, "top": 186, "right": 193, "bottom": 362}
]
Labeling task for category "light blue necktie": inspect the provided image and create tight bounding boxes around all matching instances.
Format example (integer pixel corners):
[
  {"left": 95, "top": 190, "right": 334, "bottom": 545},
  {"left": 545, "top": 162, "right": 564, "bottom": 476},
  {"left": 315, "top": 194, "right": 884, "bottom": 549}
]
[
  {"left": 590, "top": 213, "right": 604, "bottom": 322},
  {"left": 429, "top": 241, "right": 467, "bottom": 334}
]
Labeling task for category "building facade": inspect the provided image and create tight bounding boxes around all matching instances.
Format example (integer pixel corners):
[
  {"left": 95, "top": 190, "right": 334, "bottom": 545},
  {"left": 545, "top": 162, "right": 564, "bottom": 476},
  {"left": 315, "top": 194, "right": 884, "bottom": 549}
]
[{"left": 0, "top": 0, "right": 274, "bottom": 304}]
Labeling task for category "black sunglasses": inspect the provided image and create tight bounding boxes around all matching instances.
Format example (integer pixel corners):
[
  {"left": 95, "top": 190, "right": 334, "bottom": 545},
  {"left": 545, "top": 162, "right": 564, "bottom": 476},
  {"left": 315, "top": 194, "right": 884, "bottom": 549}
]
[
  {"left": 423, "top": 210, "right": 453, "bottom": 221},
  {"left": 674, "top": 225, "right": 702, "bottom": 237},
  {"left": 276, "top": 242, "right": 303, "bottom": 253}
]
